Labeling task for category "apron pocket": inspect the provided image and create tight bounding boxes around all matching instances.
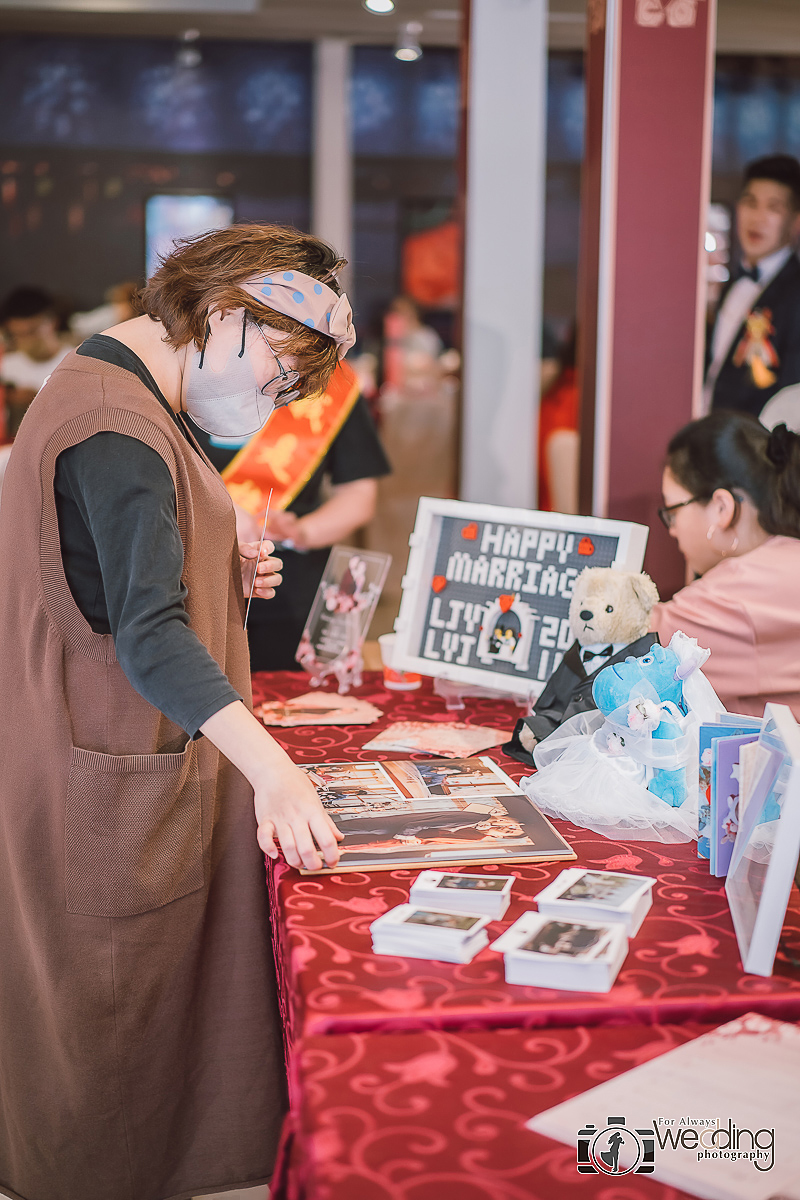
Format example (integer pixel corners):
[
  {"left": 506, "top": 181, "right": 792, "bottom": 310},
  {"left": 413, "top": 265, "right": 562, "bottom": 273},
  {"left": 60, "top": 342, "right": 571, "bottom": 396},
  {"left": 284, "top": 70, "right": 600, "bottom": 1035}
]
[{"left": 65, "top": 744, "right": 204, "bottom": 918}]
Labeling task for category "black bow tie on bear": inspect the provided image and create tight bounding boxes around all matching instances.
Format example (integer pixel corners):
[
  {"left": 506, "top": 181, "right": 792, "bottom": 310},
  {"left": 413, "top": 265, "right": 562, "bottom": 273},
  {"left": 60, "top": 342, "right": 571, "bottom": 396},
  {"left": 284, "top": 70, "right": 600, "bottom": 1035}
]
[{"left": 582, "top": 645, "right": 614, "bottom": 663}]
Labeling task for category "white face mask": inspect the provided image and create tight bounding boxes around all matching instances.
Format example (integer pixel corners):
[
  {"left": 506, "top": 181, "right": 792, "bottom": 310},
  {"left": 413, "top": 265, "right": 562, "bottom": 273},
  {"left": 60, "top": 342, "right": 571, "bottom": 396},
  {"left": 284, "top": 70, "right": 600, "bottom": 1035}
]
[{"left": 183, "top": 315, "right": 300, "bottom": 439}]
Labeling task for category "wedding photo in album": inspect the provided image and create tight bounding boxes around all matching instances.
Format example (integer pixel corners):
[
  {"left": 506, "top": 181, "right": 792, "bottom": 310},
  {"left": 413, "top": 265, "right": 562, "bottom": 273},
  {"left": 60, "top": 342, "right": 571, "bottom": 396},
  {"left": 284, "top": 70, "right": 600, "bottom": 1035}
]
[{"left": 298, "top": 757, "right": 575, "bottom": 874}]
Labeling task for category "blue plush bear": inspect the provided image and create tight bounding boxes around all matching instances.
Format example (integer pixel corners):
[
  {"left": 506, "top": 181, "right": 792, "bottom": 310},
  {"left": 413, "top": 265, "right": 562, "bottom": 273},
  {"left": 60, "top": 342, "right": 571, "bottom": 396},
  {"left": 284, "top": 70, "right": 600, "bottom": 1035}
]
[{"left": 591, "top": 643, "right": 688, "bottom": 807}]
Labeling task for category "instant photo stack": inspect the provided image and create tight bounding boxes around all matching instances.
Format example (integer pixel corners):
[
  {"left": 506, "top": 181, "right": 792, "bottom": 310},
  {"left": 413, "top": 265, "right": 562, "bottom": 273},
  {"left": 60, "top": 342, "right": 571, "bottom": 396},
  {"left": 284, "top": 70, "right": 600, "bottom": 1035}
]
[
  {"left": 369, "top": 871, "right": 516, "bottom": 963},
  {"left": 490, "top": 869, "right": 654, "bottom": 992},
  {"left": 534, "top": 867, "right": 655, "bottom": 935},
  {"left": 409, "top": 870, "right": 514, "bottom": 919},
  {"left": 299, "top": 756, "right": 574, "bottom": 875},
  {"left": 369, "top": 904, "right": 492, "bottom": 963}
]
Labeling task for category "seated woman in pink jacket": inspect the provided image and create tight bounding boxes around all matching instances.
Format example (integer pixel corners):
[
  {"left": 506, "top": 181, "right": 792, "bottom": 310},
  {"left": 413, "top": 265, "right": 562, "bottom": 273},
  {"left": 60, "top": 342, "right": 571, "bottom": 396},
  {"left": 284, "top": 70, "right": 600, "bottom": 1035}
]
[{"left": 651, "top": 411, "right": 800, "bottom": 718}]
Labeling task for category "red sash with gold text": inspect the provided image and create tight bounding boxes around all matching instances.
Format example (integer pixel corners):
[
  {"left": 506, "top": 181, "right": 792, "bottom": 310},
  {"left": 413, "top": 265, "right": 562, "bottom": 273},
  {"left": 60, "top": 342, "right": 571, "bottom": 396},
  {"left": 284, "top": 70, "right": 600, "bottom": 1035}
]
[{"left": 221, "top": 360, "right": 360, "bottom": 515}]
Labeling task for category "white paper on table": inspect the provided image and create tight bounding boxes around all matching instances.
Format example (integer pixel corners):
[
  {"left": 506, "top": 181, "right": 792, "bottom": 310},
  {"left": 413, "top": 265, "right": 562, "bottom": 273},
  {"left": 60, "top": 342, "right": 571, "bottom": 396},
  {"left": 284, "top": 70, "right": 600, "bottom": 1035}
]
[
  {"left": 361, "top": 721, "right": 511, "bottom": 758},
  {"left": 526, "top": 1012, "right": 800, "bottom": 1200}
]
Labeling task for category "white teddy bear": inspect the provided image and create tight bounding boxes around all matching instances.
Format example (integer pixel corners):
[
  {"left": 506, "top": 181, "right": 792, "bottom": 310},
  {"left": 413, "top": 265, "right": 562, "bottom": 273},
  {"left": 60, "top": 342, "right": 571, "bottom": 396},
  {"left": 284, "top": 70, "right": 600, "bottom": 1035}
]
[{"left": 504, "top": 567, "right": 660, "bottom": 766}]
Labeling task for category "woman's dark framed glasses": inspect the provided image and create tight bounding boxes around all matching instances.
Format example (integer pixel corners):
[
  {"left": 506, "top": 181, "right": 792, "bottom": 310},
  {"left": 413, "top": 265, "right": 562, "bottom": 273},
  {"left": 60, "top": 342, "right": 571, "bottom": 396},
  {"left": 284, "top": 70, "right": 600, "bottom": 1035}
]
[
  {"left": 248, "top": 315, "right": 301, "bottom": 406},
  {"left": 657, "top": 489, "right": 741, "bottom": 530},
  {"left": 657, "top": 496, "right": 706, "bottom": 529}
]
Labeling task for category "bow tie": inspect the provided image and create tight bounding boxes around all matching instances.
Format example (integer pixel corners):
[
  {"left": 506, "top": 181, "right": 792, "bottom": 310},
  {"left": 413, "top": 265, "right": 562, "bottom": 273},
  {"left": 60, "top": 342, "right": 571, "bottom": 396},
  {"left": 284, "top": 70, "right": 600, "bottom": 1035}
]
[
  {"left": 582, "top": 645, "right": 614, "bottom": 663},
  {"left": 738, "top": 263, "right": 760, "bottom": 284}
]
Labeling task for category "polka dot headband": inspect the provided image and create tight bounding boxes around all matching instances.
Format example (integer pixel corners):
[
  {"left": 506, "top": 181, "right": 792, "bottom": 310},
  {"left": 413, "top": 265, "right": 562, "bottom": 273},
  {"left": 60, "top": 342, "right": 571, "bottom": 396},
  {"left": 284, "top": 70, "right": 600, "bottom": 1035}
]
[{"left": 238, "top": 270, "right": 356, "bottom": 358}]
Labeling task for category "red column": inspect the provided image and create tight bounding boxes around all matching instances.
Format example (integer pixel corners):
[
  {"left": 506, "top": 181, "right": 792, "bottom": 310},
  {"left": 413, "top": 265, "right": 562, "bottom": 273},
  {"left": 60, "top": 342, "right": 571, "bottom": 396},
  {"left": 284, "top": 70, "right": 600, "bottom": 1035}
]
[{"left": 578, "top": 0, "right": 717, "bottom": 598}]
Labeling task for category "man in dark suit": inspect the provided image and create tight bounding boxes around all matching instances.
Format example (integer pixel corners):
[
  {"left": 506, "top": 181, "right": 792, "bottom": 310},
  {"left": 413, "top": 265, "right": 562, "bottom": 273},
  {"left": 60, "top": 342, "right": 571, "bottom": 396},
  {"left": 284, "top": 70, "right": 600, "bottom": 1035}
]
[{"left": 707, "top": 155, "right": 800, "bottom": 417}]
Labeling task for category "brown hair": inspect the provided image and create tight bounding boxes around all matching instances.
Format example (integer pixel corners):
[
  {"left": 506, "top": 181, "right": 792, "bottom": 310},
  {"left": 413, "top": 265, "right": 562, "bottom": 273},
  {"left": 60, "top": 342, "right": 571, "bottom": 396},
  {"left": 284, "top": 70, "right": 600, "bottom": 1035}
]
[{"left": 138, "top": 223, "right": 346, "bottom": 398}]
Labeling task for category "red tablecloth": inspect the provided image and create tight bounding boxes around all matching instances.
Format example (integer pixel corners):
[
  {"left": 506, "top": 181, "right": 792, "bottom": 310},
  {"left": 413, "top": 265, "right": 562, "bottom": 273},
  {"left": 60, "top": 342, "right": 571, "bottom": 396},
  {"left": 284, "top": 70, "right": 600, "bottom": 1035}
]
[
  {"left": 253, "top": 672, "right": 800, "bottom": 1053},
  {"left": 274, "top": 1021, "right": 714, "bottom": 1200}
]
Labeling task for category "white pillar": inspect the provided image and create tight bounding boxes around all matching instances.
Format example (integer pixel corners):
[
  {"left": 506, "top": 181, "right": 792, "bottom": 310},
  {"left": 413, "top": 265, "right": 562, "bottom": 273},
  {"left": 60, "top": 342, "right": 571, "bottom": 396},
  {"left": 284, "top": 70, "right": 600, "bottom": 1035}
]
[
  {"left": 460, "top": 0, "right": 548, "bottom": 508},
  {"left": 311, "top": 38, "right": 353, "bottom": 289}
]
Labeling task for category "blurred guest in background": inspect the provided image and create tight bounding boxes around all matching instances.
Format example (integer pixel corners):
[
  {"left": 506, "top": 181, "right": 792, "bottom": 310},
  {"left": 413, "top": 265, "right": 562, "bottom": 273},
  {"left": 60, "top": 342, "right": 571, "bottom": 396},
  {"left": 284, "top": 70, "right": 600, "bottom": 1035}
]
[
  {"left": 382, "top": 296, "right": 446, "bottom": 395},
  {"left": 0, "top": 287, "right": 70, "bottom": 437},
  {"left": 195, "top": 359, "right": 390, "bottom": 672},
  {"left": 70, "top": 281, "right": 139, "bottom": 340},
  {"left": 538, "top": 326, "right": 579, "bottom": 513},
  {"left": 651, "top": 410, "right": 800, "bottom": 717},
  {"left": 706, "top": 155, "right": 800, "bottom": 417}
]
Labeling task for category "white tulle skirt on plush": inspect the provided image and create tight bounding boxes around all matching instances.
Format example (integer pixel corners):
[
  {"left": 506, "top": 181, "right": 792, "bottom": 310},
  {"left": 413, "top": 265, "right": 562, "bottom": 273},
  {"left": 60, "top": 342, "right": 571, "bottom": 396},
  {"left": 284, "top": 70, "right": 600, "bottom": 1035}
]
[{"left": 520, "top": 710, "right": 699, "bottom": 843}]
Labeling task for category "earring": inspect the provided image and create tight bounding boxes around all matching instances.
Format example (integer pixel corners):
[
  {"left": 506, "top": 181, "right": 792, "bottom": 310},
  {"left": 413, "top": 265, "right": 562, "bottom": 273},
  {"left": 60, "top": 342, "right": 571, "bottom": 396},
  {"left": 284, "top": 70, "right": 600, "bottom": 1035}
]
[
  {"left": 730, "top": 534, "right": 739, "bottom": 555},
  {"left": 706, "top": 525, "right": 717, "bottom": 542}
]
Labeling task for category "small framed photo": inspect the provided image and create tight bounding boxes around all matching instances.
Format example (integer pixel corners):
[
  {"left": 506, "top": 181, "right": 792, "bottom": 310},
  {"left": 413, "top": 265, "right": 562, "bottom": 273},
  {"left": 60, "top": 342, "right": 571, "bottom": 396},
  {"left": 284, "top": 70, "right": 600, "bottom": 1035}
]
[
  {"left": 392, "top": 497, "right": 648, "bottom": 699},
  {"left": 726, "top": 703, "right": 800, "bottom": 977}
]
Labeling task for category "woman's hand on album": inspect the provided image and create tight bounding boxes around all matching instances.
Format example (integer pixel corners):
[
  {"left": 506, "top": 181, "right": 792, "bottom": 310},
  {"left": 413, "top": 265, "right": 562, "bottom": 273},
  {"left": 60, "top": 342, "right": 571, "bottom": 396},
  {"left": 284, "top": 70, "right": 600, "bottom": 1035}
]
[
  {"left": 239, "top": 539, "right": 282, "bottom": 600},
  {"left": 253, "top": 760, "right": 344, "bottom": 872},
  {"left": 199, "top": 702, "right": 344, "bottom": 872}
]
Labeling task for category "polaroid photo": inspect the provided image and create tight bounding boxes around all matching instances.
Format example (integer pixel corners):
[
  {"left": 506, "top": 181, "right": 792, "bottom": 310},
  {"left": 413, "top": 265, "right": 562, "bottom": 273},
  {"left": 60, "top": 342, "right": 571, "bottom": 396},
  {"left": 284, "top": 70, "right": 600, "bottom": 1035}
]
[
  {"left": 534, "top": 868, "right": 656, "bottom": 936},
  {"left": 727, "top": 703, "right": 800, "bottom": 977},
  {"left": 404, "top": 908, "right": 483, "bottom": 933},
  {"left": 410, "top": 869, "right": 514, "bottom": 918},
  {"left": 520, "top": 921, "right": 607, "bottom": 959},
  {"left": 491, "top": 911, "right": 628, "bottom": 992},
  {"left": 371, "top": 904, "right": 489, "bottom": 940},
  {"left": 370, "top": 903, "right": 491, "bottom": 963},
  {"left": 435, "top": 873, "right": 508, "bottom": 891}
]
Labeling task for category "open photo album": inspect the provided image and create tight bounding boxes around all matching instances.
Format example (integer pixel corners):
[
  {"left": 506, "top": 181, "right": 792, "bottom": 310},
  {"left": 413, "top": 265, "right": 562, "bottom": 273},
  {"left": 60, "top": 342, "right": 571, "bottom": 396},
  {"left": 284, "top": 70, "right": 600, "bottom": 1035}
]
[{"left": 297, "top": 756, "right": 576, "bottom": 874}]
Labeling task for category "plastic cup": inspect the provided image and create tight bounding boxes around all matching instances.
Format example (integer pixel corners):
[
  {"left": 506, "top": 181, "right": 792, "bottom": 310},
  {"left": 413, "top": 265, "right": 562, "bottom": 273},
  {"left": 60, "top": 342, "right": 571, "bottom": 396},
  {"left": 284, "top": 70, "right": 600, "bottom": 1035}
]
[{"left": 378, "top": 633, "right": 422, "bottom": 691}]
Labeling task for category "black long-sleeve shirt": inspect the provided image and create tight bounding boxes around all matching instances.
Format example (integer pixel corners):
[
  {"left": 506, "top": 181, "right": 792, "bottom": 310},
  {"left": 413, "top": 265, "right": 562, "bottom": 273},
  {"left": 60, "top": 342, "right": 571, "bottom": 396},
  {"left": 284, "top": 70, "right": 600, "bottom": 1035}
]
[{"left": 55, "top": 335, "right": 241, "bottom": 737}]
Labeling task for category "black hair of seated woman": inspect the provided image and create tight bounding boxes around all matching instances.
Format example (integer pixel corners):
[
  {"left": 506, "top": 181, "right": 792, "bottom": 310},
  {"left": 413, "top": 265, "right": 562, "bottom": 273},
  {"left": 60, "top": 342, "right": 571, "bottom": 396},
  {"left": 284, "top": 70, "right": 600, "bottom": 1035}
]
[{"left": 665, "top": 410, "right": 800, "bottom": 539}]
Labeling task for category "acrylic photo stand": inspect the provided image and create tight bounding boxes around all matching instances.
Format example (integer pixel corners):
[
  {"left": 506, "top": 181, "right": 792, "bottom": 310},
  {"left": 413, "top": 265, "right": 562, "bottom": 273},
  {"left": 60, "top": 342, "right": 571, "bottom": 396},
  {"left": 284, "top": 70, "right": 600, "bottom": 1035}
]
[
  {"left": 392, "top": 498, "right": 648, "bottom": 702},
  {"left": 296, "top": 545, "right": 391, "bottom": 694},
  {"left": 432, "top": 674, "right": 539, "bottom": 714}
]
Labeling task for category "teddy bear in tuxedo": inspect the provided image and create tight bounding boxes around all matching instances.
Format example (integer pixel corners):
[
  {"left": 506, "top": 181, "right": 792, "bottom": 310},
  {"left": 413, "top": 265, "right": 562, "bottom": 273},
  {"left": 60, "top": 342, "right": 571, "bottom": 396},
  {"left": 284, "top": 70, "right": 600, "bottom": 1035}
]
[{"left": 503, "top": 567, "right": 660, "bottom": 766}]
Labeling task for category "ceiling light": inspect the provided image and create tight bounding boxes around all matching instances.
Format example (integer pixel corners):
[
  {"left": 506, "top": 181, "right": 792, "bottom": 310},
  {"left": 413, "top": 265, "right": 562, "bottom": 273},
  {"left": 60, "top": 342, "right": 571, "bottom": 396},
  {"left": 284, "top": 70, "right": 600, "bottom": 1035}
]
[
  {"left": 395, "top": 21, "right": 423, "bottom": 62},
  {"left": 363, "top": 0, "right": 395, "bottom": 12}
]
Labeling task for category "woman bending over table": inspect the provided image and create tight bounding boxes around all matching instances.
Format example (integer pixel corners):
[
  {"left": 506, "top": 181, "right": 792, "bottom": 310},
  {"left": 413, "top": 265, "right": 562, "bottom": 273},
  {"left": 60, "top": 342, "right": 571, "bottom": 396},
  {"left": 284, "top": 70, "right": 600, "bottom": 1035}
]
[
  {"left": 0, "top": 224, "right": 347, "bottom": 1200},
  {"left": 650, "top": 409, "right": 800, "bottom": 717}
]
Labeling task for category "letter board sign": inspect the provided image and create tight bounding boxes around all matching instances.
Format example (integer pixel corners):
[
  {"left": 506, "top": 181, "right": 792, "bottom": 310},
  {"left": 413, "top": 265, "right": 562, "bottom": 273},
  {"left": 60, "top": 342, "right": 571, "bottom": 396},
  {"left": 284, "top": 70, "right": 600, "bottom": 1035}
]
[{"left": 392, "top": 498, "right": 649, "bottom": 699}]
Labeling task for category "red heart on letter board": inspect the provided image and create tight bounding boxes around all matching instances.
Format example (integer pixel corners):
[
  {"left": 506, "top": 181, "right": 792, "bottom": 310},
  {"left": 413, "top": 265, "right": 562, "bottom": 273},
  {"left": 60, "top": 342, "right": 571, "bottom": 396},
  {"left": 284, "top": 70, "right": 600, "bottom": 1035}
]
[
  {"left": 578, "top": 536, "right": 595, "bottom": 556},
  {"left": 498, "top": 593, "right": 515, "bottom": 613},
  {"left": 432, "top": 576, "right": 447, "bottom": 593},
  {"left": 461, "top": 522, "right": 478, "bottom": 540}
]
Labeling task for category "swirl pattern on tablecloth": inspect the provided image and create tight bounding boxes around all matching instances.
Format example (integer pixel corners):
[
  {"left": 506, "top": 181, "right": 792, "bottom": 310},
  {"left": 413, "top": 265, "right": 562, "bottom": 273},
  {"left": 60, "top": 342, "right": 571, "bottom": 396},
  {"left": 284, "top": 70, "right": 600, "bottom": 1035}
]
[{"left": 253, "top": 672, "right": 800, "bottom": 1048}]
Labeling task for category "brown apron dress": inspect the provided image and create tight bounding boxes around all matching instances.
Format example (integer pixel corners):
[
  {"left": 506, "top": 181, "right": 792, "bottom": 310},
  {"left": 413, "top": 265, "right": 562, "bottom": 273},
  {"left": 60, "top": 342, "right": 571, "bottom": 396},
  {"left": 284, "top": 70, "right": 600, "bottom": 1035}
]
[{"left": 0, "top": 353, "right": 287, "bottom": 1200}]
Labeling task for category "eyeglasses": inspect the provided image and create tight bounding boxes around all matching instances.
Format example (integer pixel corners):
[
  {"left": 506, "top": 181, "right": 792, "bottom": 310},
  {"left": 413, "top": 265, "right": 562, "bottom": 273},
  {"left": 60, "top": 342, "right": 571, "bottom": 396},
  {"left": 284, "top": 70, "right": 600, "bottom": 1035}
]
[
  {"left": 658, "top": 490, "right": 743, "bottom": 530},
  {"left": 657, "top": 496, "right": 707, "bottom": 529},
  {"left": 247, "top": 316, "right": 301, "bottom": 407}
]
